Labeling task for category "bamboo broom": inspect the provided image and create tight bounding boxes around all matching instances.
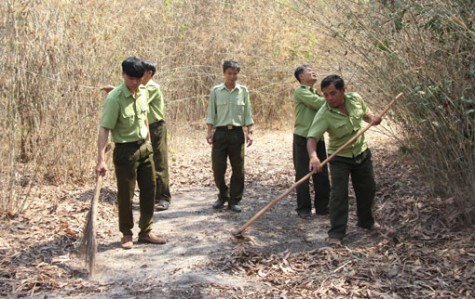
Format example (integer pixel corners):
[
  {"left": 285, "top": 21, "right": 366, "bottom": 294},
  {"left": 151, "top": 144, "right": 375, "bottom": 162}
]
[{"left": 79, "top": 143, "right": 112, "bottom": 277}]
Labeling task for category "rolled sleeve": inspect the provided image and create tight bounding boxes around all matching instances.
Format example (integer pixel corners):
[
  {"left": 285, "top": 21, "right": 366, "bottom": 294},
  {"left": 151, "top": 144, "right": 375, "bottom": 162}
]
[
  {"left": 147, "top": 82, "right": 165, "bottom": 123},
  {"left": 296, "top": 88, "right": 325, "bottom": 111},
  {"left": 99, "top": 96, "right": 119, "bottom": 130},
  {"left": 243, "top": 90, "right": 254, "bottom": 126},
  {"left": 205, "top": 88, "right": 216, "bottom": 125},
  {"left": 307, "top": 109, "right": 327, "bottom": 141},
  {"left": 357, "top": 94, "right": 369, "bottom": 115}
]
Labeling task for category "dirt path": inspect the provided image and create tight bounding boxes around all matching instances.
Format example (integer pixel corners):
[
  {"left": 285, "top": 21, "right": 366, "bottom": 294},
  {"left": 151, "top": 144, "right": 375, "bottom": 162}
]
[
  {"left": 60, "top": 129, "right": 321, "bottom": 298},
  {"left": 3, "top": 126, "right": 474, "bottom": 298},
  {"left": 50, "top": 128, "right": 386, "bottom": 298}
]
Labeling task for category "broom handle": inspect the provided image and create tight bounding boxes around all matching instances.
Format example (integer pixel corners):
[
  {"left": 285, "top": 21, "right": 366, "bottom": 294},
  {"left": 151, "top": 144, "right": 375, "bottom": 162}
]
[
  {"left": 92, "top": 142, "right": 111, "bottom": 204},
  {"left": 91, "top": 142, "right": 112, "bottom": 219},
  {"left": 235, "top": 92, "right": 403, "bottom": 235},
  {"left": 91, "top": 175, "right": 103, "bottom": 221}
]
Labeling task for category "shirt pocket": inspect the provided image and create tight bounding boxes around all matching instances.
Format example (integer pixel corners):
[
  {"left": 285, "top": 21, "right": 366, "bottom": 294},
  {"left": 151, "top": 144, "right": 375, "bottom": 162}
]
[
  {"left": 233, "top": 97, "right": 245, "bottom": 118},
  {"left": 121, "top": 105, "right": 136, "bottom": 127},
  {"left": 216, "top": 97, "right": 228, "bottom": 106},
  {"left": 333, "top": 120, "right": 353, "bottom": 139}
]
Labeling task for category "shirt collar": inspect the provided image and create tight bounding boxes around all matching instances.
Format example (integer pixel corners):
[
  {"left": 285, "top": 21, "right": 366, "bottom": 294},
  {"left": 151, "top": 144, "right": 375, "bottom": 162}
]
[
  {"left": 300, "top": 84, "right": 315, "bottom": 93},
  {"left": 119, "top": 82, "right": 133, "bottom": 98},
  {"left": 327, "top": 94, "right": 349, "bottom": 114},
  {"left": 119, "top": 82, "right": 143, "bottom": 99},
  {"left": 218, "top": 83, "right": 241, "bottom": 92}
]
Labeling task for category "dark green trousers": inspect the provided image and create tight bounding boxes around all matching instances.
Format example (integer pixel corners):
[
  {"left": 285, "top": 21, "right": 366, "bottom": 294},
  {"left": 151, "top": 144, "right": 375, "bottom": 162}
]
[
  {"left": 328, "top": 149, "right": 376, "bottom": 240},
  {"left": 293, "top": 134, "right": 330, "bottom": 215},
  {"left": 150, "top": 121, "right": 171, "bottom": 203},
  {"left": 113, "top": 142, "right": 156, "bottom": 237},
  {"left": 212, "top": 127, "right": 245, "bottom": 205}
]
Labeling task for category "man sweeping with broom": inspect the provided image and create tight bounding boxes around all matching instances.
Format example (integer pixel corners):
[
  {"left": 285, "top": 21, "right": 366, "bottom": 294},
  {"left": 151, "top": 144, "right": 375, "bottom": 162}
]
[{"left": 96, "top": 56, "right": 166, "bottom": 249}]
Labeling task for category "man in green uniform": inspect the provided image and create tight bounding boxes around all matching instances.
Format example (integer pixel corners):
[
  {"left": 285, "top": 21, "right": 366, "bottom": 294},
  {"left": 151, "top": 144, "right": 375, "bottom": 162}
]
[
  {"left": 205, "top": 60, "right": 254, "bottom": 213},
  {"left": 96, "top": 57, "right": 166, "bottom": 249},
  {"left": 307, "top": 75, "right": 381, "bottom": 246},
  {"left": 293, "top": 65, "right": 330, "bottom": 219},
  {"left": 141, "top": 61, "right": 171, "bottom": 211}
]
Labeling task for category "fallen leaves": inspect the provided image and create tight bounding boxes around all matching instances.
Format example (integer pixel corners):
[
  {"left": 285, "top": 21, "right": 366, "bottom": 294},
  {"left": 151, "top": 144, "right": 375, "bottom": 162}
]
[
  {"left": 209, "top": 133, "right": 475, "bottom": 298},
  {"left": 0, "top": 185, "right": 115, "bottom": 297},
  {"left": 1, "top": 129, "right": 474, "bottom": 298}
]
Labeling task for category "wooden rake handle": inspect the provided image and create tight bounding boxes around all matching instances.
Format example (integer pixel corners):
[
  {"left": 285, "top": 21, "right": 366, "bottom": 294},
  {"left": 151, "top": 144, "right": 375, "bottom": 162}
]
[{"left": 234, "top": 92, "right": 403, "bottom": 236}]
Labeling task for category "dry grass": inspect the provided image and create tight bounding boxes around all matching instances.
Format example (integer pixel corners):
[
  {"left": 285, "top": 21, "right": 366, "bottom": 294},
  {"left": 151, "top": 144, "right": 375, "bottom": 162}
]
[
  {"left": 1, "top": 0, "right": 473, "bottom": 227},
  {"left": 0, "top": 0, "right": 327, "bottom": 214},
  {"left": 288, "top": 0, "right": 475, "bottom": 224}
]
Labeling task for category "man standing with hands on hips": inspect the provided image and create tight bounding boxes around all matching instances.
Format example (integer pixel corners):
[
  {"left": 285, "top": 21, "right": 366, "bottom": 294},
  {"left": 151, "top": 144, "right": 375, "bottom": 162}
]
[
  {"left": 96, "top": 56, "right": 166, "bottom": 249},
  {"left": 307, "top": 75, "right": 382, "bottom": 246},
  {"left": 206, "top": 60, "right": 254, "bottom": 213}
]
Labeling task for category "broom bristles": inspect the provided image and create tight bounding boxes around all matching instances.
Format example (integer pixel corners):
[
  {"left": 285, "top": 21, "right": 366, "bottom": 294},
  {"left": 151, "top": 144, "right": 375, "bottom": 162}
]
[
  {"left": 79, "top": 144, "right": 111, "bottom": 277},
  {"left": 80, "top": 211, "right": 96, "bottom": 275},
  {"left": 79, "top": 174, "right": 102, "bottom": 277}
]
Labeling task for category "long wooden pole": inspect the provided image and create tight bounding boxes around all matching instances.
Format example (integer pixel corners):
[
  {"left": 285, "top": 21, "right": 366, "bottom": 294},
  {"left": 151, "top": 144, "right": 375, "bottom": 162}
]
[{"left": 234, "top": 92, "right": 403, "bottom": 236}]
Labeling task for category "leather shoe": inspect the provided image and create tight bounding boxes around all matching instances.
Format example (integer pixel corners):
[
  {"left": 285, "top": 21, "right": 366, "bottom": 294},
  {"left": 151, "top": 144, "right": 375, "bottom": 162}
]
[
  {"left": 359, "top": 222, "right": 381, "bottom": 231},
  {"left": 327, "top": 238, "right": 342, "bottom": 246},
  {"left": 228, "top": 204, "right": 242, "bottom": 213},
  {"left": 120, "top": 235, "right": 133, "bottom": 249},
  {"left": 315, "top": 209, "right": 329, "bottom": 215},
  {"left": 369, "top": 222, "right": 381, "bottom": 231},
  {"left": 138, "top": 232, "right": 167, "bottom": 245},
  {"left": 156, "top": 199, "right": 170, "bottom": 211},
  {"left": 298, "top": 212, "right": 313, "bottom": 220},
  {"left": 212, "top": 199, "right": 226, "bottom": 209}
]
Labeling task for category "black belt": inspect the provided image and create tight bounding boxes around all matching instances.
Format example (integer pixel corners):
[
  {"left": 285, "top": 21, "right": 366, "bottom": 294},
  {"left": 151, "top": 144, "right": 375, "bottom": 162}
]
[
  {"left": 149, "top": 120, "right": 164, "bottom": 129},
  {"left": 115, "top": 140, "right": 146, "bottom": 147},
  {"left": 353, "top": 148, "right": 370, "bottom": 159},
  {"left": 216, "top": 125, "right": 242, "bottom": 130},
  {"left": 334, "top": 148, "right": 370, "bottom": 160}
]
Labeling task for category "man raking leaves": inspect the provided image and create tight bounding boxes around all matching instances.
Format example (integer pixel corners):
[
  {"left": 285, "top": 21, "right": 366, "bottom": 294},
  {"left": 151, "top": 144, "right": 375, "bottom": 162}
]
[
  {"left": 234, "top": 75, "right": 402, "bottom": 241},
  {"left": 307, "top": 75, "right": 389, "bottom": 246}
]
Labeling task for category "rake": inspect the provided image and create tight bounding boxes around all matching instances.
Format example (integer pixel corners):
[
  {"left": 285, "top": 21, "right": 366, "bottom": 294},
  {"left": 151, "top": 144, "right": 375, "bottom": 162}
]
[{"left": 234, "top": 92, "right": 403, "bottom": 238}]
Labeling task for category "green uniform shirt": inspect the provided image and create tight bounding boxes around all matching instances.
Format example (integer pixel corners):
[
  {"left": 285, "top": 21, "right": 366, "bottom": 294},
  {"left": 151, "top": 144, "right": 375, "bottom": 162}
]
[
  {"left": 205, "top": 83, "right": 254, "bottom": 127},
  {"left": 146, "top": 80, "right": 165, "bottom": 124},
  {"left": 100, "top": 83, "right": 149, "bottom": 143},
  {"left": 293, "top": 85, "right": 326, "bottom": 137},
  {"left": 307, "top": 92, "right": 369, "bottom": 158}
]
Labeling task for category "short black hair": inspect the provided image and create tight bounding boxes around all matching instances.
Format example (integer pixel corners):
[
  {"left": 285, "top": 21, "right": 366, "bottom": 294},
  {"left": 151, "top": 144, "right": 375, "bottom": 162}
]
[
  {"left": 122, "top": 56, "right": 145, "bottom": 78},
  {"left": 321, "top": 74, "right": 345, "bottom": 90},
  {"left": 143, "top": 60, "right": 157, "bottom": 76},
  {"left": 223, "top": 60, "right": 240, "bottom": 72},
  {"left": 294, "top": 64, "right": 310, "bottom": 82}
]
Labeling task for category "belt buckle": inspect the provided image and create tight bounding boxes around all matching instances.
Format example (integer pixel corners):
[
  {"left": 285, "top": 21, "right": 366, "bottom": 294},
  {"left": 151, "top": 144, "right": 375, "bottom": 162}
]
[{"left": 226, "top": 125, "right": 233, "bottom": 130}]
